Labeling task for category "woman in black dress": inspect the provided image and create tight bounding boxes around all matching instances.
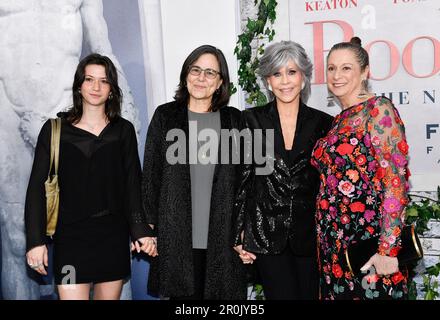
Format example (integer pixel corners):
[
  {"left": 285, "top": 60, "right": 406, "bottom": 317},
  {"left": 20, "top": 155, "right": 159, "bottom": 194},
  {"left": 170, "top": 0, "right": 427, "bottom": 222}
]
[{"left": 25, "top": 53, "right": 156, "bottom": 299}]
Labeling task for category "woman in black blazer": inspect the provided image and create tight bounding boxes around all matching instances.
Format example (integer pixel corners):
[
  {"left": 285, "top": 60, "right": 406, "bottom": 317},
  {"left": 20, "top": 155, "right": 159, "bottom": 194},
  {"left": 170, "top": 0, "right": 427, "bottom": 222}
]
[
  {"left": 142, "top": 45, "right": 246, "bottom": 299},
  {"left": 233, "top": 41, "right": 333, "bottom": 300}
]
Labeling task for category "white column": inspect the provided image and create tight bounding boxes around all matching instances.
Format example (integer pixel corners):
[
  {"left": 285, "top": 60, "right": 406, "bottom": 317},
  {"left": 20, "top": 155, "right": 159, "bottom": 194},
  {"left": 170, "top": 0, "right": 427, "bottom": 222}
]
[{"left": 138, "top": 0, "right": 167, "bottom": 122}]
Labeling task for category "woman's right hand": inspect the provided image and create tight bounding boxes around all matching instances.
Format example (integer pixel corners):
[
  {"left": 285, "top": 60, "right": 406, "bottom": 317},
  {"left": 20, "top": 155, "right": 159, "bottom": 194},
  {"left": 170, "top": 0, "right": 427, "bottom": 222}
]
[
  {"left": 360, "top": 253, "right": 399, "bottom": 276},
  {"left": 26, "top": 245, "right": 48, "bottom": 275},
  {"left": 233, "top": 245, "right": 256, "bottom": 264}
]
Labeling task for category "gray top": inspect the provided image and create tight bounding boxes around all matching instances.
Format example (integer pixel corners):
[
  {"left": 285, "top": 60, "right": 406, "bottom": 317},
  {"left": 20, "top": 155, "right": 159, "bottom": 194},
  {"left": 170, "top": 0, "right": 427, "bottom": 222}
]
[{"left": 188, "top": 109, "right": 220, "bottom": 249}]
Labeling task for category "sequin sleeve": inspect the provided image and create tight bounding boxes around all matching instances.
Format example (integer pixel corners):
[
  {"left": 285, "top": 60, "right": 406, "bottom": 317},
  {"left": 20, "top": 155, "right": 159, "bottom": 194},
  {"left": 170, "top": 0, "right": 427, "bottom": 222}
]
[{"left": 232, "top": 112, "right": 254, "bottom": 246}]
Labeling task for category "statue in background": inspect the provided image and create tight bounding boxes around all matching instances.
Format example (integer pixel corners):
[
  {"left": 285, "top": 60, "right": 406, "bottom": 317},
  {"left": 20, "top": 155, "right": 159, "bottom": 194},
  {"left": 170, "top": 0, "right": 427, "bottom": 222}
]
[{"left": 0, "top": 0, "right": 138, "bottom": 299}]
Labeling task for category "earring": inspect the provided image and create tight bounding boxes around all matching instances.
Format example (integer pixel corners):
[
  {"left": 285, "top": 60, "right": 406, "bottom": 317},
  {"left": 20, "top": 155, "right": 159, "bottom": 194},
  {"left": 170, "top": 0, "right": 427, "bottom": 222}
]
[
  {"left": 108, "top": 92, "right": 113, "bottom": 100},
  {"left": 78, "top": 89, "right": 81, "bottom": 93},
  {"left": 327, "top": 93, "right": 335, "bottom": 107},
  {"left": 301, "top": 82, "right": 305, "bottom": 90},
  {"left": 268, "top": 84, "right": 272, "bottom": 91},
  {"left": 357, "top": 79, "right": 368, "bottom": 99}
]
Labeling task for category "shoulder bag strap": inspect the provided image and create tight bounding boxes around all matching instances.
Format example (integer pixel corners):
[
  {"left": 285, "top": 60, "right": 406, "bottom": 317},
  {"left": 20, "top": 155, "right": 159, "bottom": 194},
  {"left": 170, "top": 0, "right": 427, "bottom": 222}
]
[
  {"left": 53, "top": 118, "right": 61, "bottom": 175},
  {"left": 48, "top": 118, "right": 61, "bottom": 177},
  {"left": 48, "top": 119, "right": 55, "bottom": 177}
]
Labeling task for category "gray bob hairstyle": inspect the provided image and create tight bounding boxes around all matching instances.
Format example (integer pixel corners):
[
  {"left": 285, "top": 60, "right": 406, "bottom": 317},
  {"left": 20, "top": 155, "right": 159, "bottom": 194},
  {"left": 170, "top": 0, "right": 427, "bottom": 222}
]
[{"left": 258, "top": 40, "right": 313, "bottom": 103}]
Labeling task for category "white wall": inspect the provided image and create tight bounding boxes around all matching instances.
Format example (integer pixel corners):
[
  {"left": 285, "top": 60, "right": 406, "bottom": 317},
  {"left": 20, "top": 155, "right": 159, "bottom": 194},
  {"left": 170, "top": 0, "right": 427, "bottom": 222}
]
[
  {"left": 161, "top": 0, "right": 240, "bottom": 105},
  {"left": 139, "top": 0, "right": 241, "bottom": 121}
]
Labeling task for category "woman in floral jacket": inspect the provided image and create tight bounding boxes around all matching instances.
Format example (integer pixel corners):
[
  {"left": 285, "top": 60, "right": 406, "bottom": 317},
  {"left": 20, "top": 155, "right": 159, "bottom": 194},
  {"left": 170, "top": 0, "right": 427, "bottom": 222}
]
[{"left": 311, "top": 37, "right": 410, "bottom": 299}]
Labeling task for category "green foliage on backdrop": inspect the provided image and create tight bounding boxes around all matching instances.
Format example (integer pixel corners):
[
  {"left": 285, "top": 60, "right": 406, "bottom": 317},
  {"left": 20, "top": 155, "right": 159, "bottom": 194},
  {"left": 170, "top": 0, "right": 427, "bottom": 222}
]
[
  {"left": 406, "top": 188, "right": 440, "bottom": 300},
  {"left": 234, "top": 0, "right": 277, "bottom": 107}
]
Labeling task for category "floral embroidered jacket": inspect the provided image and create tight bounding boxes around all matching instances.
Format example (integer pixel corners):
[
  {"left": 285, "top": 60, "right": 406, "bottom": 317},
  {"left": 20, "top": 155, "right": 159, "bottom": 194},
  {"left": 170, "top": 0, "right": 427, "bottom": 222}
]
[{"left": 311, "top": 96, "right": 410, "bottom": 299}]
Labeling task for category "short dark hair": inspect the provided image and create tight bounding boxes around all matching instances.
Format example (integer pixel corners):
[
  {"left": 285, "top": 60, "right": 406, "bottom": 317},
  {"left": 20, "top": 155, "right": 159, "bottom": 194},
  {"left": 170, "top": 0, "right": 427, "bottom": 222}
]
[
  {"left": 174, "top": 45, "right": 230, "bottom": 112},
  {"left": 67, "top": 53, "right": 122, "bottom": 124},
  {"left": 327, "top": 37, "right": 370, "bottom": 91}
]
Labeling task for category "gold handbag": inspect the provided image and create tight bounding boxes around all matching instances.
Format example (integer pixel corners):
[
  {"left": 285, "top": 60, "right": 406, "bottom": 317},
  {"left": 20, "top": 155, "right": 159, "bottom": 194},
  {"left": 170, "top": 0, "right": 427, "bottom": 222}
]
[{"left": 45, "top": 118, "right": 61, "bottom": 236}]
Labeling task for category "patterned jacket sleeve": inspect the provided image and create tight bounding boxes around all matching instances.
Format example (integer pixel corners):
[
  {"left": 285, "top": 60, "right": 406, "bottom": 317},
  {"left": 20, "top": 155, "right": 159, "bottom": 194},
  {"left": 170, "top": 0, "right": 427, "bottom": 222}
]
[
  {"left": 369, "top": 97, "right": 410, "bottom": 257},
  {"left": 141, "top": 107, "right": 164, "bottom": 229}
]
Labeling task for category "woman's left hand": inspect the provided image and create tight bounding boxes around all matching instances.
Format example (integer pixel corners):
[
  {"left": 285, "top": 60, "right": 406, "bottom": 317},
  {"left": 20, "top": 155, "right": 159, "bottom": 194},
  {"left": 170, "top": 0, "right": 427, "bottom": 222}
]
[{"left": 360, "top": 253, "right": 399, "bottom": 276}]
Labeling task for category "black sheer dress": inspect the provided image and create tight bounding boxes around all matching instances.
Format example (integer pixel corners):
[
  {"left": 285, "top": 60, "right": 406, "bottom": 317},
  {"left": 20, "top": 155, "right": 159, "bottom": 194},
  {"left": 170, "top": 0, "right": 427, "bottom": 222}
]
[{"left": 25, "top": 115, "right": 152, "bottom": 284}]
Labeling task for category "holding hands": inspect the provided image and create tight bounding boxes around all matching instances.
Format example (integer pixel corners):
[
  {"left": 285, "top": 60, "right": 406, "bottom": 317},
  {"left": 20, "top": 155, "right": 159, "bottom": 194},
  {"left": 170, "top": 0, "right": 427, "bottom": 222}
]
[
  {"left": 233, "top": 244, "right": 256, "bottom": 265},
  {"left": 233, "top": 231, "right": 256, "bottom": 264},
  {"left": 131, "top": 237, "right": 158, "bottom": 257},
  {"left": 234, "top": 231, "right": 257, "bottom": 264}
]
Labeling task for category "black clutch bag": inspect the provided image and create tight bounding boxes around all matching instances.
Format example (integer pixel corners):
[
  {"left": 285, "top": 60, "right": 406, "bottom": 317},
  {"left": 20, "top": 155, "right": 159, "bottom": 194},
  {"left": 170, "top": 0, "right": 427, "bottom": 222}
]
[{"left": 344, "top": 224, "right": 423, "bottom": 276}]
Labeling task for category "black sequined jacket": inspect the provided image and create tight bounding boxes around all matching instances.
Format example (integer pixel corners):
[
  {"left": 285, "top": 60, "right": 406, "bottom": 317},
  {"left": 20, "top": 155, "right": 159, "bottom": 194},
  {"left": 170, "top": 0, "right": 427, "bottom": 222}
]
[{"left": 232, "top": 101, "right": 333, "bottom": 256}]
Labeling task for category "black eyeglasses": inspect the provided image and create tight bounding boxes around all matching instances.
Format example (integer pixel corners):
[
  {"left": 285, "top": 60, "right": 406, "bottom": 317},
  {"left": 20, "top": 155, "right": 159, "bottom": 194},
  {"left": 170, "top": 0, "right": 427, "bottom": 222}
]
[{"left": 189, "top": 66, "right": 220, "bottom": 79}]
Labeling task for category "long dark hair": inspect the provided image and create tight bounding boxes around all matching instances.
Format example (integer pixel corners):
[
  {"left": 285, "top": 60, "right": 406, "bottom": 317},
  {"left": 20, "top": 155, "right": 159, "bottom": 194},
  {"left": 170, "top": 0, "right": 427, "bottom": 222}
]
[
  {"left": 66, "top": 53, "right": 122, "bottom": 124},
  {"left": 174, "top": 45, "right": 230, "bottom": 112}
]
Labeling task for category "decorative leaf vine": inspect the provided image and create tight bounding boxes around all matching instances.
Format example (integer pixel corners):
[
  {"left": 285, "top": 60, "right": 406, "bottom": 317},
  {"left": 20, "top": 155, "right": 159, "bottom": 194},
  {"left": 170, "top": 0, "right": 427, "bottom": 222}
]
[
  {"left": 406, "top": 186, "right": 440, "bottom": 300},
  {"left": 406, "top": 187, "right": 440, "bottom": 234},
  {"left": 422, "top": 260, "right": 440, "bottom": 300},
  {"left": 234, "top": 0, "right": 277, "bottom": 107}
]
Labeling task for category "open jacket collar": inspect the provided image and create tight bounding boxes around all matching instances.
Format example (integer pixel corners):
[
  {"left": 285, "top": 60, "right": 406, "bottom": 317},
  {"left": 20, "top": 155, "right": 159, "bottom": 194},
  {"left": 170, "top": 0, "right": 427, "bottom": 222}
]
[{"left": 263, "top": 99, "right": 314, "bottom": 166}]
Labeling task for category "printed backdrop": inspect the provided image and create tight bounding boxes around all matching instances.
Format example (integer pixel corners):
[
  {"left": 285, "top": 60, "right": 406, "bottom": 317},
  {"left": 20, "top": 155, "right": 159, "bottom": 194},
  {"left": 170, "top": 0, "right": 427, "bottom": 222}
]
[{"left": 288, "top": 0, "right": 440, "bottom": 191}]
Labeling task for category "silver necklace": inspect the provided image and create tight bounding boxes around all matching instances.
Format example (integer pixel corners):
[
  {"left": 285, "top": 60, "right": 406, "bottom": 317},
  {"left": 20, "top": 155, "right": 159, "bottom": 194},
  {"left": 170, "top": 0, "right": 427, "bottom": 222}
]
[{"left": 197, "top": 139, "right": 208, "bottom": 159}]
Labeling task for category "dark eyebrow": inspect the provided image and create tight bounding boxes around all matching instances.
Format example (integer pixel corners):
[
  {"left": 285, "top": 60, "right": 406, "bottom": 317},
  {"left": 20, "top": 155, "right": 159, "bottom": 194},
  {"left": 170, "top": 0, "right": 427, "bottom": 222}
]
[
  {"left": 326, "top": 63, "right": 353, "bottom": 68},
  {"left": 84, "top": 75, "right": 108, "bottom": 80}
]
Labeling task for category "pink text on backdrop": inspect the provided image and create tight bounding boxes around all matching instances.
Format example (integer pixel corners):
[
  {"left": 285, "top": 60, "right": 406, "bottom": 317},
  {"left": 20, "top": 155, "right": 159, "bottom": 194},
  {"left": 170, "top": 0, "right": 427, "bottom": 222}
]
[{"left": 306, "top": 20, "right": 440, "bottom": 83}]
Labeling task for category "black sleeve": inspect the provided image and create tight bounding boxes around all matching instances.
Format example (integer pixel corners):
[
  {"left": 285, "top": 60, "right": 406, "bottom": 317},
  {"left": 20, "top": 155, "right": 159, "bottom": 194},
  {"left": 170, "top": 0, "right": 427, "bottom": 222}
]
[
  {"left": 322, "top": 113, "right": 334, "bottom": 136},
  {"left": 25, "top": 120, "right": 51, "bottom": 251},
  {"left": 121, "top": 120, "right": 155, "bottom": 239},
  {"left": 141, "top": 108, "right": 164, "bottom": 228},
  {"left": 232, "top": 111, "right": 254, "bottom": 246}
]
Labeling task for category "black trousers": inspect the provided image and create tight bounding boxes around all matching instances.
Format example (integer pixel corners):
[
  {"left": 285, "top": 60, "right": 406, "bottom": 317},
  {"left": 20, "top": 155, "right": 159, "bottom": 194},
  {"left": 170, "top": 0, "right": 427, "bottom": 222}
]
[
  {"left": 170, "top": 249, "right": 206, "bottom": 300},
  {"left": 255, "top": 246, "right": 319, "bottom": 300}
]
